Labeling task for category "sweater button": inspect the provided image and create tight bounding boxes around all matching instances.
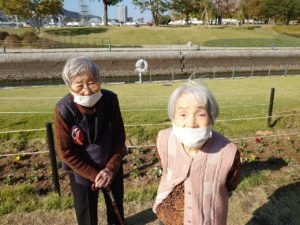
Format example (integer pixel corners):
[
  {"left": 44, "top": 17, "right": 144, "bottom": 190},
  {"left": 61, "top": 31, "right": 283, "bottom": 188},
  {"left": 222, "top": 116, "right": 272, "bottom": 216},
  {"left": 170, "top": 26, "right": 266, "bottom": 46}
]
[
  {"left": 188, "top": 220, "right": 191, "bottom": 223},
  {"left": 188, "top": 206, "right": 192, "bottom": 210},
  {"left": 188, "top": 191, "right": 191, "bottom": 195}
]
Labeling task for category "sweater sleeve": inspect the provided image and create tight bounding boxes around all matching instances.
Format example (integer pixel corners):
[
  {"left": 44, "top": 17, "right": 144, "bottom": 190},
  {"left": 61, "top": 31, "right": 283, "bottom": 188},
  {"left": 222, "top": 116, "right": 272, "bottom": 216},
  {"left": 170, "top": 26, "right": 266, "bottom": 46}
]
[
  {"left": 226, "top": 150, "right": 241, "bottom": 192},
  {"left": 54, "top": 107, "right": 99, "bottom": 182},
  {"left": 105, "top": 96, "right": 127, "bottom": 175}
]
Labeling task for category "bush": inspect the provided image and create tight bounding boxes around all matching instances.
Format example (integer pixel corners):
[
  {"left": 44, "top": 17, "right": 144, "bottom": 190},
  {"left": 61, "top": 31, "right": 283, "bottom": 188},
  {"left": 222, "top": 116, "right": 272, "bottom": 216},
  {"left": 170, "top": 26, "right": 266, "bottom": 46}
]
[
  {"left": 4, "top": 34, "right": 22, "bottom": 48},
  {"left": 21, "top": 31, "right": 39, "bottom": 46},
  {"left": 0, "top": 31, "right": 9, "bottom": 41}
]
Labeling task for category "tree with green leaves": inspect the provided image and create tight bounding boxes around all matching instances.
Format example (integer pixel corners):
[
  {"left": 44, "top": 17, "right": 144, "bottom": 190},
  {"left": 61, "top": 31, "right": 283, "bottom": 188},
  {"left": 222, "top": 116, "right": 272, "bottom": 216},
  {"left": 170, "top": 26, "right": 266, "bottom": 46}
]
[
  {"left": 0, "top": 0, "right": 63, "bottom": 34},
  {"left": 93, "top": 0, "right": 122, "bottom": 26},
  {"left": 239, "top": 0, "right": 262, "bottom": 22},
  {"left": 170, "top": 0, "right": 203, "bottom": 23},
  {"left": 212, "top": 0, "right": 237, "bottom": 25},
  {"left": 132, "top": 0, "right": 169, "bottom": 26},
  {"left": 276, "top": 0, "right": 300, "bottom": 25}
]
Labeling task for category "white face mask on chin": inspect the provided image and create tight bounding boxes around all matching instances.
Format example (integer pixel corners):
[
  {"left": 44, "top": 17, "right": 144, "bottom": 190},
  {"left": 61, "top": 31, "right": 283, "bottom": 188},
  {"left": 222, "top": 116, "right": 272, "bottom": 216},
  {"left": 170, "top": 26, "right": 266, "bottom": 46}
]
[
  {"left": 72, "top": 91, "right": 102, "bottom": 107},
  {"left": 172, "top": 124, "right": 212, "bottom": 148}
]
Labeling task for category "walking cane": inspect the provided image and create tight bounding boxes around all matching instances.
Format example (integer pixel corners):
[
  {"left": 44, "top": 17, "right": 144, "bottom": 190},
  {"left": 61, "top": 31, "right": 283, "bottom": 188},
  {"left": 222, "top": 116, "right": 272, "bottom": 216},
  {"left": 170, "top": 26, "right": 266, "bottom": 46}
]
[{"left": 103, "top": 187, "right": 125, "bottom": 225}]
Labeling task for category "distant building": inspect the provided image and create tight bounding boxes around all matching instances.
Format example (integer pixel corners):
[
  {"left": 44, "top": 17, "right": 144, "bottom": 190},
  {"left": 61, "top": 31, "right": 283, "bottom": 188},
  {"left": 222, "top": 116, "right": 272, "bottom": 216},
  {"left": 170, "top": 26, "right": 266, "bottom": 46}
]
[
  {"left": 118, "top": 5, "right": 127, "bottom": 23},
  {"left": 127, "top": 17, "right": 133, "bottom": 23},
  {"left": 137, "top": 17, "right": 144, "bottom": 23}
]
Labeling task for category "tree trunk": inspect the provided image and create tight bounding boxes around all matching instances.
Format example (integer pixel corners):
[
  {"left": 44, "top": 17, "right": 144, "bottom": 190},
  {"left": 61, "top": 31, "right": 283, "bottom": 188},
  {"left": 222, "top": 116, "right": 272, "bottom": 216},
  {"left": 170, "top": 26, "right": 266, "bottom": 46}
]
[
  {"left": 286, "top": 15, "right": 290, "bottom": 25},
  {"left": 103, "top": 1, "right": 108, "bottom": 26},
  {"left": 151, "top": 10, "right": 158, "bottom": 26}
]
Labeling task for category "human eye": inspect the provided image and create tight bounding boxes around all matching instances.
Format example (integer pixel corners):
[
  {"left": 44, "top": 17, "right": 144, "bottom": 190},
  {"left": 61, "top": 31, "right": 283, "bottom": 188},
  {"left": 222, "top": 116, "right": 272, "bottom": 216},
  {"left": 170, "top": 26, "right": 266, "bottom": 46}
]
[{"left": 196, "top": 110, "right": 208, "bottom": 117}]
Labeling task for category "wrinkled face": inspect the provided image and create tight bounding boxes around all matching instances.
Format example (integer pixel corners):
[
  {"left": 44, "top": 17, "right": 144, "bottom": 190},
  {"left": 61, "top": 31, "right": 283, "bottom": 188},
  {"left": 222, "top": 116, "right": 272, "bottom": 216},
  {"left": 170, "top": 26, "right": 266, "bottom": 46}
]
[
  {"left": 173, "top": 93, "right": 211, "bottom": 128},
  {"left": 70, "top": 73, "right": 101, "bottom": 96}
]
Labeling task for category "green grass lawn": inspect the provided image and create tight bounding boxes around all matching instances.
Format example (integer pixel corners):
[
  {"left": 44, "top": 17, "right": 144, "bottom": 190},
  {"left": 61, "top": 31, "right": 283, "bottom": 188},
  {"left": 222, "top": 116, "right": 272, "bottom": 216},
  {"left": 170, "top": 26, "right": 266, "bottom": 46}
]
[
  {"left": 0, "top": 75, "right": 300, "bottom": 151},
  {"left": 2, "top": 25, "right": 300, "bottom": 47}
]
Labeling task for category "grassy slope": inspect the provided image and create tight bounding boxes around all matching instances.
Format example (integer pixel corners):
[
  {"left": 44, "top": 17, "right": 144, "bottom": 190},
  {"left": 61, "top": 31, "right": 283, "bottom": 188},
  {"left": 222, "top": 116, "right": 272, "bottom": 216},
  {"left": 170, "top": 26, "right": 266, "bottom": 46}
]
[{"left": 3, "top": 25, "right": 300, "bottom": 47}]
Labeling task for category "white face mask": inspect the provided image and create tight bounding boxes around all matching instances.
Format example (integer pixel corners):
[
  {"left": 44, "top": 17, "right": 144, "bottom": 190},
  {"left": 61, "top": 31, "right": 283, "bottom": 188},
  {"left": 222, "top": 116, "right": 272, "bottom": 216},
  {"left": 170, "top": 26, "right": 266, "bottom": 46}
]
[
  {"left": 172, "top": 124, "right": 212, "bottom": 148},
  {"left": 72, "top": 91, "right": 102, "bottom": 107}
]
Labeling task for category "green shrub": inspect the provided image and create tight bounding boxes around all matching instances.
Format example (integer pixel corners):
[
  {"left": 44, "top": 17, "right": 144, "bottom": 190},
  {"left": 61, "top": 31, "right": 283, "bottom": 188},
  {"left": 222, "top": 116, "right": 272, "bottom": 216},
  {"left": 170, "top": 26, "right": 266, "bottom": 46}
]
[
  {"left": 21, "top": 31, "right": 39, "bottom": 46},
  {"left": 0, "top": 31, "right": 9, "bottom": 41},
  {"left": 4, "top": 34, "right": 21, "bottom": 48}
]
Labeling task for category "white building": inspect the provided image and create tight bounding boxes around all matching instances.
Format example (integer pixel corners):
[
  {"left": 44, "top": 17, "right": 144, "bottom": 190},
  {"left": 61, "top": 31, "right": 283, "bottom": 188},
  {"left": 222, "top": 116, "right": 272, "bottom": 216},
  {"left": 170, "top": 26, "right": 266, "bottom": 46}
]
[{"left": 118, "top": 5, "right": 127, "bottom": 23}]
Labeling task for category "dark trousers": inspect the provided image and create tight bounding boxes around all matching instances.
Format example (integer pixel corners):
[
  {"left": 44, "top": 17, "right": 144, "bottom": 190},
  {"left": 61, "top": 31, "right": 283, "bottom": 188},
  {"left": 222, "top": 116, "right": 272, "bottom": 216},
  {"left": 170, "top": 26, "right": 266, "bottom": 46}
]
[{"left": 69, "top": 166, "right": 124, "bottom": 225}]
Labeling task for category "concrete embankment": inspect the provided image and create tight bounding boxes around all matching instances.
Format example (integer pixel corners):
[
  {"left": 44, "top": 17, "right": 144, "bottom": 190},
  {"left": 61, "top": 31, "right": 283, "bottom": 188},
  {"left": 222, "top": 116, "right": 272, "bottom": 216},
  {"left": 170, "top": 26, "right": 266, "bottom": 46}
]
[{"left": 1, "top": 48, "right": 300, "bottom": 82}]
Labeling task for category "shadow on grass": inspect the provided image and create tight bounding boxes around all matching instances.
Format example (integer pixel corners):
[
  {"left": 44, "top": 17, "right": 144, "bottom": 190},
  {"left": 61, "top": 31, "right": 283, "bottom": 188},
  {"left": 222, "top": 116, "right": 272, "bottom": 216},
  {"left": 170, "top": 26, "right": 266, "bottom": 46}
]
[
  {"left": 125, "top": 208, "right": 157, "bottom": 225},
  {"left": 44, "top": 27, "right": 108, "bottom": 36},
  {"left": 241, "top": 157, "right": 288, "bottom": 178},
  {"left": 246, "top": 182, "right": 300, "bottom": 225},
  {"left": 269, "top": 116, "right": 283, "bottom": 128}
]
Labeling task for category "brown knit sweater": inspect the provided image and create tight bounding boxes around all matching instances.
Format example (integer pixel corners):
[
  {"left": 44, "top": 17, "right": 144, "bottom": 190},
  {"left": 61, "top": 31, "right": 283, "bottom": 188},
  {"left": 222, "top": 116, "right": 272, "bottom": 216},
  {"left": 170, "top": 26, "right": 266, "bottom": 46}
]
[{"left": 54, "top": 93, "right": 126, "bottom": 183}]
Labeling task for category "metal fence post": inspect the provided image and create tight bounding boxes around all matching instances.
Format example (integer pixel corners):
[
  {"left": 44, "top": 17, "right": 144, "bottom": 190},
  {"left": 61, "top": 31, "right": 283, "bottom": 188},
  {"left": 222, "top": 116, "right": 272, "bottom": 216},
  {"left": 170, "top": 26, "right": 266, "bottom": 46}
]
[
  {"left": 213, "top": 66, "right": 216, "bottom": 79},
  {"left": 46, "top": 122, "right": 61, "bottom": 195},
  {"left": 284, "top": 64, "right": 289, "bottom": 77},
  {"left": 172, "top": 67, "right": 174, "bottom": 81},
  {"left": 250, "top": 65, "right": 254, "bottom": 77},
  {"left": 268, "top": 64, "right": 271, "bottom": 76},
  {"left": 232, "top": 65, "right": 236, "bottom": 79},
  {"left": 3, "top": 44, "right": 6, "bottom": 53},
  {"left": 267, "top": 88, "right": 275, "bottom": 128}
]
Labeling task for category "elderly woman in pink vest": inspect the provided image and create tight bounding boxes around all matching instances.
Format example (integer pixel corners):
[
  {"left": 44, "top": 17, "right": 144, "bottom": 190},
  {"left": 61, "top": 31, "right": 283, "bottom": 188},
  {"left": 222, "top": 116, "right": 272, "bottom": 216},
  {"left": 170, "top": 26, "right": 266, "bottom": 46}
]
[{"left": 153, "top": 82, "right": 241, "bottom": 225}]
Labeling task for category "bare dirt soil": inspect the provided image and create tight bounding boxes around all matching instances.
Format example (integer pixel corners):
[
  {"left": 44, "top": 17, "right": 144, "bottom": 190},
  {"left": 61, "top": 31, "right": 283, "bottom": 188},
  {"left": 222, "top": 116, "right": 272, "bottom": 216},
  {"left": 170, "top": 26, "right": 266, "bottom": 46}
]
[{"left": 0, "top": 133, "right": 299, "bottom": 194}]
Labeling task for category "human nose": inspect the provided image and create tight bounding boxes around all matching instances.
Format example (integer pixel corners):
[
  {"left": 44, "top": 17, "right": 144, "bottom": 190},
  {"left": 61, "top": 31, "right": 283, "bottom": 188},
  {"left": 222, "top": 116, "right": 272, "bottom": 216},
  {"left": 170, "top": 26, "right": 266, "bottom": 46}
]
[
  {"left": 81, "top": 85, "right": 93, "bottom": 96},
  {"left": 185, "top": 115, "right": 198, "bottom": 128}
]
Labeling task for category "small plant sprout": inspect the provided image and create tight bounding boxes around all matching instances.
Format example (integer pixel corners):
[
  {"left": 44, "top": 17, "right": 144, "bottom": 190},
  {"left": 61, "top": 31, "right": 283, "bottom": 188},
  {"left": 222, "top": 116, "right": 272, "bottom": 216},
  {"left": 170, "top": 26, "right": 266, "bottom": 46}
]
[
  {"left": 271, "top": 138, "right": 279, "bottom": 144},
  {"left": 283, "top": 156, "right": 293, "bottom": 164},
  {"left": 239, "top": 139, "right": 247, "bottom": 150},
  {"left": 153, "top": 166, "right": 162, "bottom": 178},
  {"left": 277, "top": 149, "right": 283, "bottom": 154},
  {"left": 31, "top": 163, "right": 40, "bottom": 171},
  {"left": 130, "top": 168, "right": 144, "bottom": 178},
  {"left": 287, "top": 137, "right": 294, "bottom": 145},
  {"left": 293, "top": 148, "right": 299, "bottom": 153},
  {"left": 3, "top": 174, "right": 17, "bottom": 185},
  {"left": 131, "top": 156, "right": 143, "bottom": 167},
  {"left": 26, "top": 175, "right": 40, "bottom": 184},
  {"left": 248, "top": 155, "right": 258, "bottom": 163},
  {"left": 151, "top": 156, "right": 159, "bottom": 164}
]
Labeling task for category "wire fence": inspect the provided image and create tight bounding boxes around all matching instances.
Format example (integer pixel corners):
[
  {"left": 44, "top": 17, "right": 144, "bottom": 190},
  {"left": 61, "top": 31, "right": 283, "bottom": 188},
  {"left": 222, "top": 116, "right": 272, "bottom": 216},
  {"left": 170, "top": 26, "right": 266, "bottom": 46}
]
[
  {"left": 1, "top": 129, "right": 300, "bottom": 158},
  {"left": 1, "top": 65, "right": 300, "bottom": 88}
]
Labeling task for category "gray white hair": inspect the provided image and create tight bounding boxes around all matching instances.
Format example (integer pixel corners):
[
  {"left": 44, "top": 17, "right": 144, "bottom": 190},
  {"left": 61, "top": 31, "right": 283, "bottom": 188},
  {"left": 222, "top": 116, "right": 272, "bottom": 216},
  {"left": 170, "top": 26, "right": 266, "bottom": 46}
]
[
  {"left": 168, "top": 82, "right": 219, "bottom": 124},
  {"left": 62, "top": 56, "right": 101, "bottom": 86}
]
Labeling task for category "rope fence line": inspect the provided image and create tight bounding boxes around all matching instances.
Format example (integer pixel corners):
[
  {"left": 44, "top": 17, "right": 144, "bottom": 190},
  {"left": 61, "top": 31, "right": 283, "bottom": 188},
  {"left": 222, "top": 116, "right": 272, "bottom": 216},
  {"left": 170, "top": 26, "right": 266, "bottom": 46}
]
[
  {"left": 0, "top": 113, "right": 299, "bottom": 134},
  {"left": 1, "top": 131, "right": 299, "bottom": 158},
  {"left": 0, "top": 103, "right": 270, "bottom": 114},
  {"left": 0, "top": 128, "right": 45, "bottom": 134}
]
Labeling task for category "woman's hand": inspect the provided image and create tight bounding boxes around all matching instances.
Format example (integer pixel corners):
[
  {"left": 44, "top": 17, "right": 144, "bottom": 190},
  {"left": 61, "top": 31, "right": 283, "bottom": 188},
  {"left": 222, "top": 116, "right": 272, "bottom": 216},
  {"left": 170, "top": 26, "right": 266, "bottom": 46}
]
[{"left": 94, "top": 168, "right": 113, "bottom": 188}]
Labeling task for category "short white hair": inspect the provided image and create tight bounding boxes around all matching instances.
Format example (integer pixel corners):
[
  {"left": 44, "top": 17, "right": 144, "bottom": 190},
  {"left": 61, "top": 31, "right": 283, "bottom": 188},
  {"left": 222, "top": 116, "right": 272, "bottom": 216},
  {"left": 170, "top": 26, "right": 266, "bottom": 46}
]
[
  {"left": 168, "top": 82, "right": 219, "bottom": 124},
  {"left": 62, "top": 56, "right": 101, "bottom": 86}
]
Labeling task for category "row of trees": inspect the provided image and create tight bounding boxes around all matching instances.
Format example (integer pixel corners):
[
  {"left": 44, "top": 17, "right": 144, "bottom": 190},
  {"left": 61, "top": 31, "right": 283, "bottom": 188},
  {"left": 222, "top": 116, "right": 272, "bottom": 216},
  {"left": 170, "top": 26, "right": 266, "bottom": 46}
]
[
  {"left": 1, "top": 0, "right": 300, "bottom": 34},
  {"left": 134, "top": 0, "right": 300, "bottom": 26}
]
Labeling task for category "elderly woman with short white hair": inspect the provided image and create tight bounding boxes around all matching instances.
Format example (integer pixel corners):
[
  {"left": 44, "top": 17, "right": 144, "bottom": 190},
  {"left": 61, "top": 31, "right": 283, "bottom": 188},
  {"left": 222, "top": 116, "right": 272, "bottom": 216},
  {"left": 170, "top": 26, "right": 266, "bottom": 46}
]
[
  {"left": 153, "top": 82, "right": 241, "bottom": 225},
  {"left": 54, "top": 56, "right": 126, "bottom": 225}
]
